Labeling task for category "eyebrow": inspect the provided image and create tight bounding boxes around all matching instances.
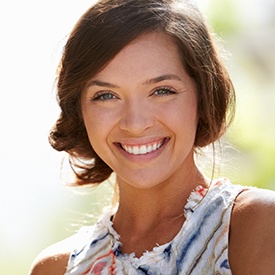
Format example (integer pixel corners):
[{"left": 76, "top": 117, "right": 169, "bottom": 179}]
[
  {"left": 145, "top": 74, "right": 183, "bottom": 84},
  {"left": 86, "top": 74, "right": 183, "bottom": 88},
  {"left": 87, "top": 80, "right": 119, "bottom": 89}
]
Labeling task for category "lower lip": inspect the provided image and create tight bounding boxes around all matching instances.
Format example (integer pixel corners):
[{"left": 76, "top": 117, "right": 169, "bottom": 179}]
[{"left": 115, "top": 138, "right": 170, "bottom": 162}]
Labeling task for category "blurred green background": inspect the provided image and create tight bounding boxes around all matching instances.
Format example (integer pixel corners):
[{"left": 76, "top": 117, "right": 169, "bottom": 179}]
[{"left": 0, "top": 0, "right": 274, "bottom": 274}]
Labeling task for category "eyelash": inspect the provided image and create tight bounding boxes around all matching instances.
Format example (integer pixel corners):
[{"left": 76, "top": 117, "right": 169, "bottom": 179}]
[
  {"left": 152, "top": 87, "right": 177, "bottom": 96},
  {"left": 92, "top": 91, "right": 117, "bottom": 101},
  {"left": 91, "top": 86, "right": 177, "bottom": 101}
]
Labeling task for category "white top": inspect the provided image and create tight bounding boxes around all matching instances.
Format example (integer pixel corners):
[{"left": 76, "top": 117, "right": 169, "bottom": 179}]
[{"left": 65, "top": 178, "right": 246, "bottom": 274}]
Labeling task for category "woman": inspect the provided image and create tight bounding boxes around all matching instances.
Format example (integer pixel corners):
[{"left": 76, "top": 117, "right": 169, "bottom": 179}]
[{"left": 30, "top": 0, "right": 275, "bottom": 274}]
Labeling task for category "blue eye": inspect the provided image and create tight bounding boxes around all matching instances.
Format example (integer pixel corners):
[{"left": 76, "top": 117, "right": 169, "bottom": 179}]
[
  {"left": 153, "top": 87, "right": 176, "bottom": 96},
  {"left": 93, "top": 92, "right": 117, "bottom": 101}
]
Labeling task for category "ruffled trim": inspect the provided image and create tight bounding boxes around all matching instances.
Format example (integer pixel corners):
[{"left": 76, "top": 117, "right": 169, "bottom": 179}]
[
  {"left": 86, "top": 178, "right": 234, "bottom": 269},
  {"left": 183, "top": 178, "right": 237, "bottom": 219},
  {"left": 184, "top": 185, "right": 208, "bottom": 219},
  {"left": 98, "top": 210, "right": 171, "bottom": 268},
  {"left": 66, "top": 178, "right": 246, "bottom": 274},
  {"left": 99, "top": 207, "right": 120, "bottom": 240},
  {"left": 95, "top": 183, "right": 211, "bottom": 267}
]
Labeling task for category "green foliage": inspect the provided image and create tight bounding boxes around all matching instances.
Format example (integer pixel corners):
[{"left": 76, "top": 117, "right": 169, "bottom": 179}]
[
  {"left": 202, "top": 0, "right": 275, "bottom": 190},
  {"left": 204, "top": 0, "right": 241, "bottom": 37}
]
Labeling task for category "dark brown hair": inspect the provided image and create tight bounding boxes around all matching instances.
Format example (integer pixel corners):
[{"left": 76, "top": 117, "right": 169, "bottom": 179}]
[{"left": 49, "top": 0, "right": 235, "bottom": 185}]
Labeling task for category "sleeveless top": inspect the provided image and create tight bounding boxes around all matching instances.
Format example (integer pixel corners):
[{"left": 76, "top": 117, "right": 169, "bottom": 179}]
[{"left": 65, "top": 178, "right": 246, "bottom": 275}]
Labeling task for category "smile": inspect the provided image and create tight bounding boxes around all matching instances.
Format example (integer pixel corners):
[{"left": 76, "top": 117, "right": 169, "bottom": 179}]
[{"left": 120, "top": 139, "right": 167, "bottom": 155}]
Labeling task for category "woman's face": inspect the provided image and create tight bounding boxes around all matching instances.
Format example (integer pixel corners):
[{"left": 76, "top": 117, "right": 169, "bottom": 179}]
[{"left": 81, "top": 32, "right": 198, "bottom": 189}]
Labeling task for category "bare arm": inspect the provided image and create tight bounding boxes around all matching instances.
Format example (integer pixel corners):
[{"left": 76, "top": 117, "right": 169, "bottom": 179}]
[
  {"left": 28, "top": 234, "right": 78, "bottom": 275},
  {"left": 29, "top": 252, "right": 69, "bottom": 275},
  {"left": 229, "top": 188, "right": 275, "bottom": 274}
]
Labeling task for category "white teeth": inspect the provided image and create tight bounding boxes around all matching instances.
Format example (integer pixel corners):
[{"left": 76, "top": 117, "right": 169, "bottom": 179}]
[
  {"left": 147, "top": 145, "right": 152, "bottom": 153},
  {"left": 140, "top": 145, "right": 147, "bottom": 154},
  {"left": 133, "top": 146, "right": 139, "bottom": 155},
  {"left": 121, "top": 140, "right": 164, "bottom": 155}
]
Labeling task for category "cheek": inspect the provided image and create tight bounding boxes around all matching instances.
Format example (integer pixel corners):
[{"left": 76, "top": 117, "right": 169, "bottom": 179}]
[
  {"left": 82, "top": 109, "right": 115, "bottom": 150},
  {"left": 165, "top": 99, "right": 198, "bottom": 133},
  {"left": 84, "top": 117, "right": 105, "bottom": 144}
]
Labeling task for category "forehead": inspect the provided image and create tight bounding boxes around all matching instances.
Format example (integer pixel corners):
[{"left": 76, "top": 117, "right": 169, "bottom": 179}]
[{"left": 92, "top": 32, "right": 186, "bottom": 81}]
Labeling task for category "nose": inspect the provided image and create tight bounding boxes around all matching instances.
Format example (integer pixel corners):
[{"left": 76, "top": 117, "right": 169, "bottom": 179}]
[{"left": 119, "top": 101, "right": 155, "bottom": 135}]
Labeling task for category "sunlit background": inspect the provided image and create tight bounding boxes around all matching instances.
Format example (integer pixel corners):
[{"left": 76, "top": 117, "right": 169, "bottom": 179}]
[{"left": 1, "top": 0, "right": 274, "bottom": 274}]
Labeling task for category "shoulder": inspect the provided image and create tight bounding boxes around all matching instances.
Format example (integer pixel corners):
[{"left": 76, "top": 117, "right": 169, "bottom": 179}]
[
  {"left": 229, "top": 187, "right": 275, "bottom": 274},
  {"left": 28, "top": 234, "right": 78, "bottom": 275}
]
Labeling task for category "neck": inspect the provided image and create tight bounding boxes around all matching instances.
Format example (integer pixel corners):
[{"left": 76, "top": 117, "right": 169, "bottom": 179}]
[{"left": 113, "top": 165, "right": 208, "bottom": 232}]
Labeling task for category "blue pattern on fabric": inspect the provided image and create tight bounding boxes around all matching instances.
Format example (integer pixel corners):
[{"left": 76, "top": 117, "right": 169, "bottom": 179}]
[
  {"left": 64, "top": 179, "right": 246, "bottom": 275},
  {"left": 221, "top": 259, "right": 230, "bottom": 269}
]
